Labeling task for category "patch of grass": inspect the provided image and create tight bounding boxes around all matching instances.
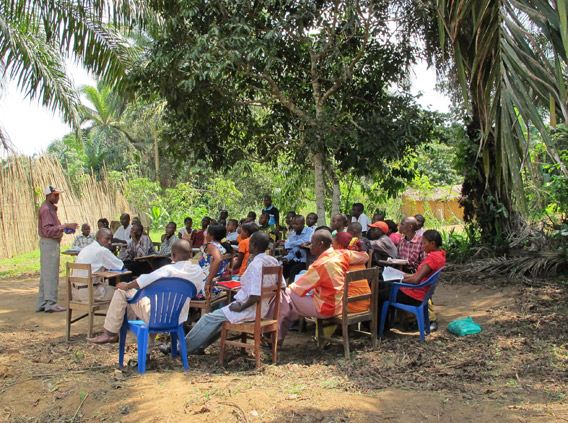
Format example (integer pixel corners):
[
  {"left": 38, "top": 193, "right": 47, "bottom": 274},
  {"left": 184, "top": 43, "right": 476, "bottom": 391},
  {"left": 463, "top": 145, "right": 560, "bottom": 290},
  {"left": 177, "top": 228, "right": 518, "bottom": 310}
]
[{"left": 0, "top": 244, "right": 74, "bottom": 278}]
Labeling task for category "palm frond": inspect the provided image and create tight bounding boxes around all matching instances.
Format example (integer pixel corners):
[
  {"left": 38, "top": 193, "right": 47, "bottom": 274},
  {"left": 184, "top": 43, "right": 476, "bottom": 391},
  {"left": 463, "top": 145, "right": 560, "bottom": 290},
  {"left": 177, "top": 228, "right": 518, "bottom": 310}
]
[
  {"left": 436, "top": 0, "right": 568, "bottom": 211},
  {"left": 0, "top": 13, "right": 80, "bottom": 125}
]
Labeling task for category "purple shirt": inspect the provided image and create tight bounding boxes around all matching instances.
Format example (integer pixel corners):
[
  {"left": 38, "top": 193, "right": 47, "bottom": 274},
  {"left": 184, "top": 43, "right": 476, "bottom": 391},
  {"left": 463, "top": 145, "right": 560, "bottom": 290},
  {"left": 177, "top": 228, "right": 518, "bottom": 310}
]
[{"left": 38, "top": 200, "right": 64, "bottom": 240}]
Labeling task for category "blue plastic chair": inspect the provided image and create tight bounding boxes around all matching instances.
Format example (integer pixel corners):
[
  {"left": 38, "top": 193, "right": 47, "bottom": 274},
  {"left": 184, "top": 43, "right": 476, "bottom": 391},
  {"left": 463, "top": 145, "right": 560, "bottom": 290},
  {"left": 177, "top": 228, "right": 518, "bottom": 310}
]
[
  {"left": 118, "top": 277, "right": 197, "bottom": 373},
  {"left": 379, "top": 267, "right": 445, "bottom": 341}
]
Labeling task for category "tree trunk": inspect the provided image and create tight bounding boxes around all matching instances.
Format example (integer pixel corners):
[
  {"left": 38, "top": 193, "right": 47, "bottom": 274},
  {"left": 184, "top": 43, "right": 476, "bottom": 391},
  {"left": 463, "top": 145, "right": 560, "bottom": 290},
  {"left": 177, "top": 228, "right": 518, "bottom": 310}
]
[
  {"left": 153, "top": 129, "right": 159, "bottom": 182},
  {"left": 314, "top": 151, "right": 327, "bottom": 226},
  {"left": 331, "top": 170, "right": 340, "bottom": 216}
]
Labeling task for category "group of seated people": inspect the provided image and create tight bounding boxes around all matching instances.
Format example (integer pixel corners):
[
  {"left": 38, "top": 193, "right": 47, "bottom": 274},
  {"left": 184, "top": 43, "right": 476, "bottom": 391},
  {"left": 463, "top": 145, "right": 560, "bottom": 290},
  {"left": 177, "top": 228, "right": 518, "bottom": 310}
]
[{"left": 75, "top": 197, "right": 443, "bottom": 357}]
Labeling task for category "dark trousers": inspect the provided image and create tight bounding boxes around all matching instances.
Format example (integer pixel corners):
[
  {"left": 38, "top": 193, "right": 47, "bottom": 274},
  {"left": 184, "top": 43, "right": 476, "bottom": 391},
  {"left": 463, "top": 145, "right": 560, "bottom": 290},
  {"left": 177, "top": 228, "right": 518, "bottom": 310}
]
[
  {"left": 283, "top": 260, "right": 306, "bottom": 284},
  {"left": 156, "top": 257, "right": 172, "bottom": 269},
  {"left": 122, "top": 260, "right": 153, "bottom": 282},
  {"left": 378, "top": 281, "right": 422, "bottom": 329}
]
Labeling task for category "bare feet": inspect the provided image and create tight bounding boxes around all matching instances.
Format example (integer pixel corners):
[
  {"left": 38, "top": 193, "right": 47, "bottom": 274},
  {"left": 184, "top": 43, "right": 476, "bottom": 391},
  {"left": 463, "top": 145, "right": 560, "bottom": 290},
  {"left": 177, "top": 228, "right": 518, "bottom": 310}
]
[{"left": 87, "top": 333, "right": 119, "bottom": 344}]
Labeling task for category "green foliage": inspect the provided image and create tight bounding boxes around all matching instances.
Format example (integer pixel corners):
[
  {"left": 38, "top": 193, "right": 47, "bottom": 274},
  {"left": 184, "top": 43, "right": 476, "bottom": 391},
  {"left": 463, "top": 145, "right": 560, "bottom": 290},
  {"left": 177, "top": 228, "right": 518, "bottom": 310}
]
[
  {"left": 440, "top": 226, "right": 482, "bottom": 263},
  {"left": 133, "top": 0, "right": 440, "bottom": 215}
]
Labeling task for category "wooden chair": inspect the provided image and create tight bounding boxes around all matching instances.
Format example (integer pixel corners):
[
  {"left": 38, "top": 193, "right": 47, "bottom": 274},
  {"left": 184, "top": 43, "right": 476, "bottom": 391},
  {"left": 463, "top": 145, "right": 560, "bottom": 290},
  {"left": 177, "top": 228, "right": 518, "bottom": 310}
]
[
  {"left": 316, "top": 267, "right": 380, "bottom": 359},
  {"left": 65, "top": 262, "right": 111, "bottom": 340},
  {"left": 366, "top": 250, "right": 373, "bottom": 268},
  {"left": 218, "top": 265, "right": 283, "bottom": 368},
  {"left": 189, "top": 253, "right": 233, "bottom": 318},
  {"left": 152, "top": 241, "right": 162, "bottom": 250}
]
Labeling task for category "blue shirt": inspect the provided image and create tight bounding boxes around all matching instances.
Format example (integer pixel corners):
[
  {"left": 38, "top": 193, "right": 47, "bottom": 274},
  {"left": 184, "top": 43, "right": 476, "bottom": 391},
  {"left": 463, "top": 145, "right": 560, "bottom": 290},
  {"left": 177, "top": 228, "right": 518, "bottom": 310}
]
[{"left": 284, "top": 226, "right": 313, "bottom": 262}]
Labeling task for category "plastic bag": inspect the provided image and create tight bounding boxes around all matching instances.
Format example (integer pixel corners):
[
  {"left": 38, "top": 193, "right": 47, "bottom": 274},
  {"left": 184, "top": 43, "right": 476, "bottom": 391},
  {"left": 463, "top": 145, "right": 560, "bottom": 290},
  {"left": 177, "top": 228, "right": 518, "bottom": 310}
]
[{"left": 447, "top": 316, "right": 481, "bottom": 336}]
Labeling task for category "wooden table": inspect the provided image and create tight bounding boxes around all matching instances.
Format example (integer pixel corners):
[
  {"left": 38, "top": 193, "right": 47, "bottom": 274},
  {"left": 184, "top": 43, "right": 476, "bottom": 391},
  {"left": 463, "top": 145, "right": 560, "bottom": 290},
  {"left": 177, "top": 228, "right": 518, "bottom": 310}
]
[
  {"left": 134, "top": 254, "right": 169, "bottom": 270},
  {"left": 93, "top": 270, "right": 132, "bottom": 286},
  {"left": 215, "top": 281, "right": 241, "bottom": 302}
]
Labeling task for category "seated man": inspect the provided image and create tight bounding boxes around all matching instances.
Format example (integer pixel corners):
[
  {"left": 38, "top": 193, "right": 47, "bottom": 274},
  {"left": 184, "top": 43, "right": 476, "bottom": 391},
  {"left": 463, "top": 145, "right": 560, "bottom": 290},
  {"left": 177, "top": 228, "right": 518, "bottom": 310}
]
[
  {"left": 119, "top": 222, "right": 156, "bottom": 279},
  {"left": 87, "top": 239, "right": 205, "bottom": 344},
  {"left": 72, "top": 223, "right": 95, "bottom": 249},
  {"left": 415, "top": 214, "right": 425, "bottom": 235},
  {"left": 279, "top": 215, "right": 313, "bottom": 283},
  {"left": 185, "top": 232, "right": 284, "bottom": 354},
  {"left": 397, "top": 217, "right": 425, "bottom": 273},
  {"left": 112, "top": 213, "right": 132, "bottom": 245},
  {"left": 156, "top": 222, "right": 178, "bottom": 267},
  {"left": 72, "top": 228, "right": 124, "bottom": 303},
  {"left": 367, "top": 221, "right": 398, "bottom": 263},
  {"left": 278, "top": 229, "right": 368, "bottom": 345},
  {"left": 258, "top": 211, "right": 279, "bottom": 242}
]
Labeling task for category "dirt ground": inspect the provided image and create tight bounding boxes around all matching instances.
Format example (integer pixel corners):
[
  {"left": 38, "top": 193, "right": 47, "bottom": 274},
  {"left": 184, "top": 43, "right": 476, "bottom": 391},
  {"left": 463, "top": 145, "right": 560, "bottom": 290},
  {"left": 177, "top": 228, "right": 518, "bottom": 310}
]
[{"left": 0, "top": 273, "right": 567, "bottom": 422}]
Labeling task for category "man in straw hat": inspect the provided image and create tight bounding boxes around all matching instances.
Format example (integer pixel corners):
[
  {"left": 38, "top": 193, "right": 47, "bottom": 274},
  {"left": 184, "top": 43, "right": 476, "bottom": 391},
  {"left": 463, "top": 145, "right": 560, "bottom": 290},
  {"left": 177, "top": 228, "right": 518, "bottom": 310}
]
[{"left": 36, "top": 185, "right": 78, "bottom": 313}]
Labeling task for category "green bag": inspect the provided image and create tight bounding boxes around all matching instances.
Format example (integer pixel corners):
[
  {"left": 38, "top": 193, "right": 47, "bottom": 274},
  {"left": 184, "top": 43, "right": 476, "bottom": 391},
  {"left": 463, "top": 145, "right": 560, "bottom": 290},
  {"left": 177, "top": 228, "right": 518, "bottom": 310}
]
[{"left": 447, "top": 317, "right": 481, "bottom": 337}]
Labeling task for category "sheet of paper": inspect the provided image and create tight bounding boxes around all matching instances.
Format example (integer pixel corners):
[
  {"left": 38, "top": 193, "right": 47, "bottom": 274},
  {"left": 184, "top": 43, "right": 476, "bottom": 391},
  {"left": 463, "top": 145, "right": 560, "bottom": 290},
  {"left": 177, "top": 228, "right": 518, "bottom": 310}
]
[{"left": 383, "top": 266, "right": 405, "bottom": 282}]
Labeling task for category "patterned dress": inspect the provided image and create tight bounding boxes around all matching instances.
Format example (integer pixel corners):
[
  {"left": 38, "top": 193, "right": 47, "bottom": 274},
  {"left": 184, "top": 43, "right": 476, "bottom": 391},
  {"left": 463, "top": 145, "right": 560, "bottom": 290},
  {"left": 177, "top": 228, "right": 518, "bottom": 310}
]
[{"left": 196, "top": 241, "right": 229, "bottom": 299}]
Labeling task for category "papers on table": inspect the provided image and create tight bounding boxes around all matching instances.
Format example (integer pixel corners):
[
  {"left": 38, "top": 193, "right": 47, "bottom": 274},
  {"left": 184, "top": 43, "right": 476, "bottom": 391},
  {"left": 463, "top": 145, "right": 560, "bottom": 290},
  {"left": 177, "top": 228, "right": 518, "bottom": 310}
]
[
  {"left": 383, "top": 266, "right": 406, "bottom": 282},
  {"left": 386, "top": 258, "right": 408, "bottom": 265}
]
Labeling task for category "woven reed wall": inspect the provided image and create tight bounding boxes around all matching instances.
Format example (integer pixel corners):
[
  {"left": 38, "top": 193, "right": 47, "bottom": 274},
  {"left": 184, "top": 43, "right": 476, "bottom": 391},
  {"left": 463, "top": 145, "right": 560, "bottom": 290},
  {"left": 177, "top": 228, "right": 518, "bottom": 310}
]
[{"left": 0, "top": 155, "right": 131, "bottom": 259}]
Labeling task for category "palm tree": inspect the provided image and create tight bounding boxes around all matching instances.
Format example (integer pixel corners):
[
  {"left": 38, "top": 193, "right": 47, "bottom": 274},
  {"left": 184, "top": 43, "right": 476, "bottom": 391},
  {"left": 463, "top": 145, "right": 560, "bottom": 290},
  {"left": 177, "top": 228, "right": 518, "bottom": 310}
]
[
  {"left": 0, "top": 0, "right": 144, "bottom": 147},
  {"left": 419, "top": 0, "right": 568, "bottom": 243}
]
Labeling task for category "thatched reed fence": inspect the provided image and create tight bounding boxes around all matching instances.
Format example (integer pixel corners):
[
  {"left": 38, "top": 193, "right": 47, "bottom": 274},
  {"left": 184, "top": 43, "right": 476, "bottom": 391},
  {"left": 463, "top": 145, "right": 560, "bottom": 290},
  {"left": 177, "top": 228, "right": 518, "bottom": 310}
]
[{"left": 0, "top": 155, "right": 131, "bottom": 259}]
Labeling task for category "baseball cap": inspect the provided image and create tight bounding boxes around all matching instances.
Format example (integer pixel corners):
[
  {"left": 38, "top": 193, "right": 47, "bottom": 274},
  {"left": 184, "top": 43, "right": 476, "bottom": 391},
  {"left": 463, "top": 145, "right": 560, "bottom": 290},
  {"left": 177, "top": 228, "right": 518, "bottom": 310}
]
[
  {"left": 368, "top": 221, "right": 389, "bottom": 233},
  {"left": 44, "top": 185, "right": 64, "bottom": 195}
]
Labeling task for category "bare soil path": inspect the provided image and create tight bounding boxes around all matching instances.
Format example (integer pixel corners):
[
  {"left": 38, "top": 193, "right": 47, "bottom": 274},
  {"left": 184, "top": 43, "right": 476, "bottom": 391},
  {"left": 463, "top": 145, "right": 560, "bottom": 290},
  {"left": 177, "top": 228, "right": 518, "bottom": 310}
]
[{"left": 0, "top": 275, "right": 567, "bottom": 422}]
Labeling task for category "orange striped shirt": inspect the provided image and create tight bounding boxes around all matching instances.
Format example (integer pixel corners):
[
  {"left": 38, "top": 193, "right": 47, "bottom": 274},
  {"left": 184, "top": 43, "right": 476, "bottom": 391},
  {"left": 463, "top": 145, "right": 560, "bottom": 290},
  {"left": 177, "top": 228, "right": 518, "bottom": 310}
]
[{"left": 290, "top": 248, "right": 369, "bottom": 316}]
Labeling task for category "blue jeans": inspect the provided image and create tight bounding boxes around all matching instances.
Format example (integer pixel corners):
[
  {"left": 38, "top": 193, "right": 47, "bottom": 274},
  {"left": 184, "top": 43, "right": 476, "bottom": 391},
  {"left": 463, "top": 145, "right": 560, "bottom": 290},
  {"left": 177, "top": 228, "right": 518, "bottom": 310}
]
[{"left": 185, "top": 308, "right": 228, "bottom": 354}]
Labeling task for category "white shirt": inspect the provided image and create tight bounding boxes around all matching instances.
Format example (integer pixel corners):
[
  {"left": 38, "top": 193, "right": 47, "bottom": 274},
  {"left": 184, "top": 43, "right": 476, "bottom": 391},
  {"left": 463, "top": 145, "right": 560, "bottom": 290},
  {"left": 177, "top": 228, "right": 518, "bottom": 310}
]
[
  {"left": 226, "top": 231, "right": 238, "bottom": 242},
  {"left": 352, "top": 213, "right": 371, "bottom": 232},
  {"left": 222, "top": 253, "right": 285, "bottom": 324},
  {"left": 136, "top": 260, "right": 205, "bottom": 324},
  {"left": 137, "top": 260, "right": 205, "bottom": 292},
  {"left": 114, "top": 224, "right": 132, "bottom": 243},
  {"left": 73, "top": 241, "right": 124, "bottom": 284}
]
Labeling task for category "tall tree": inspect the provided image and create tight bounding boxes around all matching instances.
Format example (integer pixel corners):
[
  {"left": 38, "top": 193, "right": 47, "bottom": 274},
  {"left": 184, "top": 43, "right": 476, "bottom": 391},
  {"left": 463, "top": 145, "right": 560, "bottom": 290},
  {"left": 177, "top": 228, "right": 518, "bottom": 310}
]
[
  {"left": 135, "top": 0, "right": 437, "bottom": 223},
  {"left": 407, "top": 0, "right": 568, "bottom": 244},
  {"left": 0, "top": 0, "right": 144, "bottom": 145}
]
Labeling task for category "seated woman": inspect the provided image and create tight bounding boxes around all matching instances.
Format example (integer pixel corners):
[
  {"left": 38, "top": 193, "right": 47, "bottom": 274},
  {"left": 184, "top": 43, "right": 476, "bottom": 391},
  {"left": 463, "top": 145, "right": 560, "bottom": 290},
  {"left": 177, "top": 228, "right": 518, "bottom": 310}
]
[
  {"left": 196, "top": 223, "right": 231, "bottom": 300},
  {"left": 378, "top": 229, "right": 445, "bottom": 330}
]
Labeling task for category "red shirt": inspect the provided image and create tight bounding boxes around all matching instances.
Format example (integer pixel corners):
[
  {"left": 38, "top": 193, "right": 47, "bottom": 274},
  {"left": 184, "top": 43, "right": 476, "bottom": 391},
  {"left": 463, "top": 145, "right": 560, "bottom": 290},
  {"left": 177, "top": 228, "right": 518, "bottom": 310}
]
[
  {"left": 38, "top": 200, "right": 63, "bottom": 240},
  {"left": 401, "top": 250, "right": 446, "bottom": 302},
  {"left": 397, "top": 233, "right": 425, "bottom": 272},
  {"left": 389, "top": 233, "right": 403, "bottom": 245},
  {"left": 192, "top": 230, "right": 205, "bottom": 248}
]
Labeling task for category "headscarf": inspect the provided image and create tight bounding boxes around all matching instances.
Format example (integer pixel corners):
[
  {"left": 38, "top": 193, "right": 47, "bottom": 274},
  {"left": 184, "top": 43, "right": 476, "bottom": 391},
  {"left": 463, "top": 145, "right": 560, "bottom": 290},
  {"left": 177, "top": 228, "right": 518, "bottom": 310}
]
[{"left": 334, "top": 231, "right": 362, "bottom": 251}]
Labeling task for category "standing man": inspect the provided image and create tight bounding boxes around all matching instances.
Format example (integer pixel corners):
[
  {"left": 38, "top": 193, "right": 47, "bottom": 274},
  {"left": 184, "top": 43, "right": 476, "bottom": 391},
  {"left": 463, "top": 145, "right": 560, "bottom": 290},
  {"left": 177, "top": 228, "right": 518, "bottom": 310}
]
[
  {"left": 351, "top": 203, "right": 371, "bottom": 235},
  {"left": 36, "top": 185, "right": 78, "bottom": 313},
  {"left": 262, "top": 195, "right": 280, "bottom": 227}
]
